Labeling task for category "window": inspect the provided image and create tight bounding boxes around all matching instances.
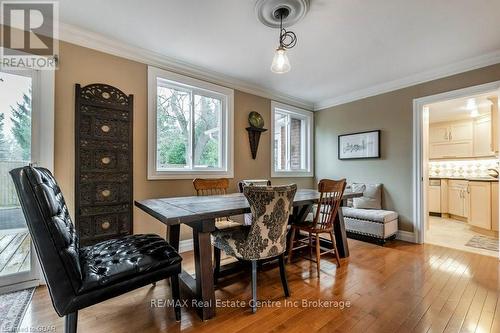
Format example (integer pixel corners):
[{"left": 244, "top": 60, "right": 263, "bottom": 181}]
[
  {"left": 148, "top": 67, "right": 234, "bottom": 179},
  {"left": 271, "top": 101, "right": 313, "bottom": 177}
]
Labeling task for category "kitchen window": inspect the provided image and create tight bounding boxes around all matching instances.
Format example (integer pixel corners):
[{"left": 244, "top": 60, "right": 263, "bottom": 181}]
[
  {"left": 148, "top": 67, "right": 234, "bottom": 179},
  {"left": 271, "top": 101, "right": 313, "bottom": 177}
]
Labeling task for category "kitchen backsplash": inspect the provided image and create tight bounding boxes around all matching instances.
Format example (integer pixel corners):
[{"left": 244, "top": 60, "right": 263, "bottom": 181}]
[{"left": 429, "top": 159, "right": 499, "bottom": 177}]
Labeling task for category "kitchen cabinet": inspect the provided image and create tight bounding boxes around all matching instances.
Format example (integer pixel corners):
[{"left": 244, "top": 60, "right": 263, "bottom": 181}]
[
  {"left": 468, "top": 181, "right": 491, "bottom": 230},
  {"left": 489, "top": 96, "right": 498, "bottom": 154},
  {"left": 429, "top": 183, "right": 441, "bottom": 213},
  {"left": 492, "top": 182, "right": 499, "bottom": 232},
  {"left": 429, "top": 116, "right": 497, "bottom": 159},
  {"left": 473, "top": 115, "right": 493, "bottom": 157},
  {"left": 429, "top": 120, "right": 473, "bottom": 159},
  {"left": 448, "top": 180, "right": 469, "bottom": 218}
]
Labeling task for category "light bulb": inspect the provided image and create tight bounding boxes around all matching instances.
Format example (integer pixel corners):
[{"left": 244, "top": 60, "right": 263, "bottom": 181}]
[{"left": 271, "top": 47, "right": 291, "bottom": 74}]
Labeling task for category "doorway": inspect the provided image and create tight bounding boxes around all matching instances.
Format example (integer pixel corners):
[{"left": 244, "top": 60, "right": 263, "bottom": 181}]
[
  {"left": 0, "top": 68, "right": 54, "bottom": 293},
  {"left": 413, "top": 81, "right": 500, "bottom": 258}
]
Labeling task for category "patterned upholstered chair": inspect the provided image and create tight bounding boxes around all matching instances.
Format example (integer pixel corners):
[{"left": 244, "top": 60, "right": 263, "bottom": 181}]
[{"left": 211, "top": 184, "right": 297, "bottom": 313}]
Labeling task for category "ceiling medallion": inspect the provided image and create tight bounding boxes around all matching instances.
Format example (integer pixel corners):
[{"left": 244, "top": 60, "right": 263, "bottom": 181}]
[{"left": 255, "top": 0, "right": 310, "bottom": 74}]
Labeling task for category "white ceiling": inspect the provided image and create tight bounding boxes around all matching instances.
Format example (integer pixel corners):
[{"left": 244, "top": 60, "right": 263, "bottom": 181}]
[
  {"left": 57, "top": 0, "right": 500, "bottom": 110},
  {"left": 428, "top": 92, "right": 497, "bottom": 123}
]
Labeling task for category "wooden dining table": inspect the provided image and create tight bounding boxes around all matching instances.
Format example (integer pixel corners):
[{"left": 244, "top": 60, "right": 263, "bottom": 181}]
[{"left": 135, "top": 189, "right": 362, "bottom": 320}]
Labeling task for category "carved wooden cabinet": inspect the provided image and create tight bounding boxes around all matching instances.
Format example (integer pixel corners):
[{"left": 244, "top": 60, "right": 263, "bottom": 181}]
[{"left": 75, "top": 83, "right": 133, "bottom": 245}]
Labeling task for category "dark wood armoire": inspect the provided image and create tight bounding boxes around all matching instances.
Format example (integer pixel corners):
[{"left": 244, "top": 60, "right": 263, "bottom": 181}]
[{"left": 75, "top": 83, "right": 133, "bottom": 245}]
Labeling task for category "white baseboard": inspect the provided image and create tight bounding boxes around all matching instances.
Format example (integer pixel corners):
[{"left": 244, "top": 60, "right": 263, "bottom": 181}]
[
  {"left": 179, "top": 239, "right": 194, "bottom": 253},
  {"left": 396, "top": 230, "right": 417, "bottom": 243}
]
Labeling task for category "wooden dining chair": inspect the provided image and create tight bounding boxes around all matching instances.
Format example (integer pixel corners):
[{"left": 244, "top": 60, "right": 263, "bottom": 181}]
[
  {"left": 287, "top": 179, "right": 347, "bottom": 276},
  {"left": 193, "top": 178, "right": 241, "bottom": 284}
]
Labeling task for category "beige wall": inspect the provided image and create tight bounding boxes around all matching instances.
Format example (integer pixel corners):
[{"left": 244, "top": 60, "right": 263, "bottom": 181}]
[
  {"left": 315, "top": 63, "right": 500, "bottom": 232},
  {"left": 55, "top": 41, "right": 314, "bottom": 240}
]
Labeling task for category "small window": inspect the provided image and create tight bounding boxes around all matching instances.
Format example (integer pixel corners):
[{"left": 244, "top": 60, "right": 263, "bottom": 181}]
[
  {"left": 271, "top": 101, "right": 313, "bottom": 177},
  {"left": 148, "top": 67, "right": 234, "bottom": 179}
]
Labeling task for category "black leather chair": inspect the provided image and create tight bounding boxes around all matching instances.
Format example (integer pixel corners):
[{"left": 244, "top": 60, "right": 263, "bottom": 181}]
[{"left": 10, "top": 166, "right": 182, "bottom": 333}]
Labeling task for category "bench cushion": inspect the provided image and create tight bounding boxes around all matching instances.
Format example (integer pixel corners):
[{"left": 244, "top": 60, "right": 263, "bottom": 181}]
[{"left": 342, "top": 207, "right": 398, "bottom": 223}]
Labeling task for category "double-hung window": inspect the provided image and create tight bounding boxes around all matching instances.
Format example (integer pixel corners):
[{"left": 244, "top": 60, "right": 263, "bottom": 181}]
[
  {"left": 148, "top": 67, "right": 234, "bottom": 179},
  {"left": 271, "top": 101, "right": 313, "bottom": 177}
]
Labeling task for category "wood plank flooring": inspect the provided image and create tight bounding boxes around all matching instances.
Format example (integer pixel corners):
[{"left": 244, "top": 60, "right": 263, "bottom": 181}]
[
  {"left": 18, "top": 239, "right": 500, "bottom": 333},
  {"left": 0, "top": 231, "right": 30, "bottom": 276}
]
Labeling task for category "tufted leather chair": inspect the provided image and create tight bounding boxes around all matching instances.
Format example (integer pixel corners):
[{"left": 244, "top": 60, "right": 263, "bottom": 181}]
[{"left": 10, "top": 166, "right": 182, "bottom": 333}]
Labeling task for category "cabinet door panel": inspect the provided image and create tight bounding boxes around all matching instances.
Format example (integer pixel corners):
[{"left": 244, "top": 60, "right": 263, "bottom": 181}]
[
  {"left": 491, "top": 182, "right": 498, "bottom": 232},
  {"left": 473, "top": 116, "right": 493, "bottom": 157},
  {"left": 448, "top": 187, "right": 463, "bottom": 217},
  {"left": 429, "top": 186, "right": 441, "bottom": 213},
  {"left": 429, "top": 125, "right": 449, "bottom": 143},
  {"left": 430, "top": 141, "right": 473, "bottom": 159},
  {"left": 449, "top": 122, "right": 473, "bottom": 141},
  {"left": 468, "top": 182, "right": 491, "bottom": 229}
]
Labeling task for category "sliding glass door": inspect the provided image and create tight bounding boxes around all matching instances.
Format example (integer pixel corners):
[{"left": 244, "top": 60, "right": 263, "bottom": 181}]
[{"left": 0, "top": 69, "right": 38, "bottom": 291}]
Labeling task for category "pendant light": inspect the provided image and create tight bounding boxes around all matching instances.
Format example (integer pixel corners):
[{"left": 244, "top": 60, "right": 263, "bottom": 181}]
[{"left": 270, "top": 7, "right": 297, "bottom": 74}]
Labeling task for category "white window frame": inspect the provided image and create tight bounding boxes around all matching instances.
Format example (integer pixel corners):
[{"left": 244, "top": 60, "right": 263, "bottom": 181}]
[
  {"left": 148, "top": 66, "right": 234, "bottom": 180},
  {"left": 271, "top": 101, "right": 313, "bottom": 177}
]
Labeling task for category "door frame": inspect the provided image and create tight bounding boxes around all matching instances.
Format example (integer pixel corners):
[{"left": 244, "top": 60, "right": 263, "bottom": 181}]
[
  {"left": 412, "top": 80, "right": 500, "bottom": 256},
  {"left": 0, "top": 68, "right": 54, "bottom": 294}
]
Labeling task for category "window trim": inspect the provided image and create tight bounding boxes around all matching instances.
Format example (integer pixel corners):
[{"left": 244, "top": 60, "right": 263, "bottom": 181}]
[
  {"left": 271, "top": 101, "right": 314, "bottom": 178},
  {"left": 148, "top": 66, "right": 234, "bottom": 180}
]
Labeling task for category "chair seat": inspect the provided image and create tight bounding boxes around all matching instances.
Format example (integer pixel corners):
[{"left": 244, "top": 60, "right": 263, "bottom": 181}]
[{"left": 79, "top": 234, "right": 182, "bottom": 293}]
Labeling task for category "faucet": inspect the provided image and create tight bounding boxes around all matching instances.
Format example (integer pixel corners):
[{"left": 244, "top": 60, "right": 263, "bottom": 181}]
[{"left": 488, "top": 168, "right": 499, "bottom": 178}]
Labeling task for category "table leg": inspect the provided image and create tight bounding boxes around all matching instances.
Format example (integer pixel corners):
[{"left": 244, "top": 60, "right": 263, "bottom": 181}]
[
  {"left": 334, "top": 206, "right": 349, "bottom": 258},
  {"left": 167, "top": 224, "right": 180, "bottom": 251},
  {"left": 179, "top": 219, "right": 216, "bottom": 320}
]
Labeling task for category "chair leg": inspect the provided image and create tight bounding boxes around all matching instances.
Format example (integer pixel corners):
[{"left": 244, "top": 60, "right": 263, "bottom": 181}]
[
  {"left": 329, "top": 231, "right": 341, "bottom": 267},
  {"left": 64, "top": 311, "right": 77, "bottom": 333},
  {"left": 251, "top": 260, "right": 257, "bottom": 313},
  {"left": 214, "top": 247, "right": 221, "bottom": 285},
  {"left": 315, "top": 234, "right": 321, "bottom": 277},
  {"left": 171, "top": 274, "right": 181, "bottom": 322},
  {"left": 287, "top": 227, "right": 296, "bottom": 264},
  {"left": 278, "top": 254, "right": 290, "bottom": 297},
  {"left": 308, "top": 231, "right": 313, "bottom": 259}
]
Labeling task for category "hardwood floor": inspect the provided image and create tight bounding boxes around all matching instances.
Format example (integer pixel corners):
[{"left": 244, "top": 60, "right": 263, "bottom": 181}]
[{"left": 19, "top": 239, "right": 500, "bottom": 333}]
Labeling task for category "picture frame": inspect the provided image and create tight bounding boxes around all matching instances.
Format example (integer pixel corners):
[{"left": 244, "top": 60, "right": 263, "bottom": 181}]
[{"left": 338, "top": 130, "right": 381, "bottom": 160}]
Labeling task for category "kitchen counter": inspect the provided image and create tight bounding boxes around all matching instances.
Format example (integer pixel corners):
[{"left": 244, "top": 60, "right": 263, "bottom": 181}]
[{"left": 430, "top": 176, "right": 498, "bottom": 182}]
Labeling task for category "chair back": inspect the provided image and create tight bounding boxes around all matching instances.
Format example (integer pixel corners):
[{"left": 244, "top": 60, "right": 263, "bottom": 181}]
[
  {"left": 193, "top": 178, "right": 229, "bottom": 196},
  {"left": 312, "top": 179, "right": 346, "bottom": 231},
  {"left": 243, "top": 184, "right": 297, "bottom": 259},
  {"left": 10, "top": 166, "right": 81, "bottom": 316},
  {"left": 237, "top": 179, "right": 271, "bottom": 193}
]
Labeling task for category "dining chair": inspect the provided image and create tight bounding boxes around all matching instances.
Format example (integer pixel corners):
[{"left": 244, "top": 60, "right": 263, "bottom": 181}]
[
  {"left": 211, "top": 184, "right": 297, "bottom": 313},
  {"left": 237, "top": 179, "right": 271, "bottom": 226},
  {"left": 287, "top": 179, "right": 346, "bottom": 276},
  {"left": 10, "top": 166, "right": 182, "bottom": 333}
]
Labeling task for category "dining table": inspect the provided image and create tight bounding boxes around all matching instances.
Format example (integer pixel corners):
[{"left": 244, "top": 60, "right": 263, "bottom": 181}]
[{"left": 135, "top": 188, "right": 362, "bottom": 320}]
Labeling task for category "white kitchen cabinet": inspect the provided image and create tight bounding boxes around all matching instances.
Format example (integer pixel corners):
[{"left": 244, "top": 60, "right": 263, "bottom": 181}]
[
  {"left": 468, "top": 181, "right": 491, "bottom": 230},
  {"left": 448, "top": 180, "right": 469, "bottom": 218},
  {"left": 492, "top": 182, "right": 499, "bottom": 232},
  {"left": 429, "top": 185, "right": 441, "bottom": 213},
  {"left": 429, "top": 125, "right": 450, "bottom": 144},
  {"left": 429, "top": 120, "right": 473, "bottom": 159},
  {"left": 473, "top": 115, "right": 494, "bottom": 157},
  {"left": 429, "top": 141, "right": 473, "bottom": 159},
  {"left": 449, "top": 122, "right": 473, "bottom": 141}
]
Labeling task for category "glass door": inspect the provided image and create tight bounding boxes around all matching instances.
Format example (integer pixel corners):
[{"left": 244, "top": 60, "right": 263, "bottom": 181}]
[{"left": 0, "top": 69, "right": 38, "bottom": 290}]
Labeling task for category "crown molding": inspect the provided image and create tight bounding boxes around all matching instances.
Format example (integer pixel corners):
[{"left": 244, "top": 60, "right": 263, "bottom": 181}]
[
  {"left": 58, "top": 22, "right": 314, "bottom": 110},
  {"left": 314, "top": 49, "right": 500, "bottom": 111}
]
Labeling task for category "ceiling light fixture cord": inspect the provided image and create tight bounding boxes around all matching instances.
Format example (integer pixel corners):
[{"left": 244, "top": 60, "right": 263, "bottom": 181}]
[{"left": 279, "top": 11, "right": 297, "bottom": 49}]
